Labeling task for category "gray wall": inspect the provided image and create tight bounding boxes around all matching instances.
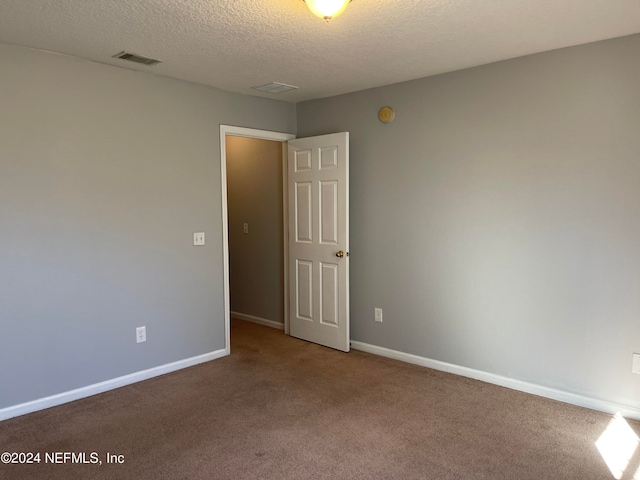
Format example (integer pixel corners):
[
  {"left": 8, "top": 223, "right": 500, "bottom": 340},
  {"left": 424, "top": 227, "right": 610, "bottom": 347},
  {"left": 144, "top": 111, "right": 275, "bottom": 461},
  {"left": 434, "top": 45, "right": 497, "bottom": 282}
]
[
  {"left": 297, "top": 34, "right": 640, "bottom": 408},
  {"left": 0, "top": 43, "right": 295, "bottom": 409},
  {"left": 226, "top": 136, "right": 284, "bottom": 324}
]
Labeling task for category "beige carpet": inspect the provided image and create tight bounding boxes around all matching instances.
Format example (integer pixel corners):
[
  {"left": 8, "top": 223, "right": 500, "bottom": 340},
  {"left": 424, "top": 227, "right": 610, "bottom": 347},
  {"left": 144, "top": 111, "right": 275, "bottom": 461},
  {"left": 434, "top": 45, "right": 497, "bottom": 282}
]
[{"left": 1, "top": 319, "right": 638, "bottom": 479}]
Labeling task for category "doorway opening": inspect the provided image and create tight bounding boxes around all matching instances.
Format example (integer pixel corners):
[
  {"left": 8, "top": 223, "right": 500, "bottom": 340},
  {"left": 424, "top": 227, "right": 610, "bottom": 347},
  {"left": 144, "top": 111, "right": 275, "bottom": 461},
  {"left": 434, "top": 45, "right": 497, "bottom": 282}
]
[{"left": 220, "top": 126, "right": 295, "bottom": 354}]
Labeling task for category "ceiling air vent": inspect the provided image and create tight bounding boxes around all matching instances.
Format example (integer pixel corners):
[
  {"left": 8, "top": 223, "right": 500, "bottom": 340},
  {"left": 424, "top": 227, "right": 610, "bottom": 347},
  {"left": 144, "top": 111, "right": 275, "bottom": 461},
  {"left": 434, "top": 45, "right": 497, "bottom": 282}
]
[
  {"left": 112, "top": 51, "right": 163, "bottom": 66},
  {"left": 252, "top": 82, "right": 299, "bottom": 94}
]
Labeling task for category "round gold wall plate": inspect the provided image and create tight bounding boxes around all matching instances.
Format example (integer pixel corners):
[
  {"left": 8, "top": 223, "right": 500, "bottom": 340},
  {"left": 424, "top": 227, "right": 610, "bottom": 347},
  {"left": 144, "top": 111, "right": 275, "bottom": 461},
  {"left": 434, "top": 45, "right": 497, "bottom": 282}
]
[{"left": 378, "top": 106, "right": 395, "bottom": 123}]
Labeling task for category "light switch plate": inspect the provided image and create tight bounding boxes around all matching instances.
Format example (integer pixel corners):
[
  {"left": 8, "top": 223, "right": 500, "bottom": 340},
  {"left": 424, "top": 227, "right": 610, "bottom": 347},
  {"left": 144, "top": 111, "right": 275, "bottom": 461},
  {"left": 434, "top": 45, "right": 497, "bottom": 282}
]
[
  {"left": 193, "top": 232, "right": 205, "bottom": 246},
  {"left": 633, "top": 353, "right": 640, "bottom": 374},
  {"left": 243, "top": 223, "right": 249, "bottom": 234}
]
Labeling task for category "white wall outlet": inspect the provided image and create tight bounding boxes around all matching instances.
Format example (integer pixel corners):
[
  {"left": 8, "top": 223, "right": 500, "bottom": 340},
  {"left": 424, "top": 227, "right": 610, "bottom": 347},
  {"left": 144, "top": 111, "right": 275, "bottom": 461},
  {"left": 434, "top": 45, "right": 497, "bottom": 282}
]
[
  {"left": 633, "top": 353, "right": 640, "bottom": 374},
  {"left": 243, "top": 223, "right": 249, "bottom": 234},
  {"left": 136, "top": 326, "right": 146, "bottom": 343},
  {"left": 374, "top": 307, "right": 383, "bottom": 323},
  {"left": 193, "top": 232, "right": 205, "bottom": 246}
]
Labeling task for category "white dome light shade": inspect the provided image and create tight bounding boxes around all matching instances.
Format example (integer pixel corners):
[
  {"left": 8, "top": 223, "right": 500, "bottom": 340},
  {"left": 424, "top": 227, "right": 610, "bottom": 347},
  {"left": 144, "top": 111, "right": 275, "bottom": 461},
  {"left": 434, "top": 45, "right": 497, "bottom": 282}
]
[{"left": 304, "top": 0, "right": 351, "bottom": 20}]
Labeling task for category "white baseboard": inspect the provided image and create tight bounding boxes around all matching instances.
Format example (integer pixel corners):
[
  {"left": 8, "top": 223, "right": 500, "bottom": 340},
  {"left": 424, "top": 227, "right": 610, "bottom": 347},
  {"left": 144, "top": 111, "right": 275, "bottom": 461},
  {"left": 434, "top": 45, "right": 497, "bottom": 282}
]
[
  {"left": 0, "top": 348, "right": 228, "bottom": 422},
  {"left": 350, "top": 341, "right": 640, "bottom": 421},
  {"left": 231, "top": 312, "right": 284, "bottom": 330}
]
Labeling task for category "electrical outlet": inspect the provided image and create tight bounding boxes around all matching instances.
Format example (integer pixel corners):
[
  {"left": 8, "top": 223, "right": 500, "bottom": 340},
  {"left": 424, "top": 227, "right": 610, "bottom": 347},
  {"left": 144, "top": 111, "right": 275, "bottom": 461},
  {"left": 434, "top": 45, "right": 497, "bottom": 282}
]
[
  {"left": 633, "top": 353, "right": 640, "bottom": 374},
  {"left": 193, "top": 232, "right": 205, "bottom": 246},
  {"left": 374, "top": 308, "right": 383, "bottom": 323},
  {"left": 243, "top": 223, "right": 249, "bottom": 234},
  {"left": 136, "top": 326, "right": 146, "bottom": 343}
]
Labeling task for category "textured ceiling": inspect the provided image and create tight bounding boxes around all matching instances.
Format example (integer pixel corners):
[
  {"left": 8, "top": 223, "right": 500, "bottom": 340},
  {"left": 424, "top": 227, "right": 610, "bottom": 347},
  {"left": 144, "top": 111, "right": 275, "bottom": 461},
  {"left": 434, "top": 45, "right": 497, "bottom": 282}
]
[{"left": 1, "top": 0, "right": 640, "bottom": 103}]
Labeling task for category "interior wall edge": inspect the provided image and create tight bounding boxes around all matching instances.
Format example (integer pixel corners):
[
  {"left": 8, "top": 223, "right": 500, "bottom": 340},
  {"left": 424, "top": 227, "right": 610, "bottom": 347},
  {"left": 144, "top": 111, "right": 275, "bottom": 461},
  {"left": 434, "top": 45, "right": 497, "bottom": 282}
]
[
  {"left": 231, "top": 312, "right": 285, "bottom": 330},
  {"left": 350, "top": 341, "right": 640, "bottom": 421},
  {"left": 0, "top": 349, "right": 228, "bottom": 422}
]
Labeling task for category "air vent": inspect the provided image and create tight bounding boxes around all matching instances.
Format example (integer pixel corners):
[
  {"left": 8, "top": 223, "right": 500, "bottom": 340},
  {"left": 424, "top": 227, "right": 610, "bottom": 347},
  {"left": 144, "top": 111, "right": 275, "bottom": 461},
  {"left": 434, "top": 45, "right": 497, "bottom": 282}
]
[
  {"left": 252, "top": 82, "right": 299, "bottom": 94},
  {"left": 112, "top": 51, "right": 163, "bottom": 66}
]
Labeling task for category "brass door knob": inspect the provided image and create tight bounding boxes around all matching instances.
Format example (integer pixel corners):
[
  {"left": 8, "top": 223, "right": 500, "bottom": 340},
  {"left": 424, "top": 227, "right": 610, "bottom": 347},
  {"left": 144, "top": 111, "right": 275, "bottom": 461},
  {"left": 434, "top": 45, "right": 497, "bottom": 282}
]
[{"left": 336, "top": 251, "right": 345, "bottom": 258}]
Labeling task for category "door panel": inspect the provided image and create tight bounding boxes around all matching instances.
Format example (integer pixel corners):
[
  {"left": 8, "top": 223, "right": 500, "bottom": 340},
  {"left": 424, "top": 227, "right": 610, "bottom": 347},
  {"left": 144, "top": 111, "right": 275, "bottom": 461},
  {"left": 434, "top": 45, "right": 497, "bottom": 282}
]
[
  {"left": 320, "top": 262, "right": 339, "bottom": 326},
  {"left": 288, "top": 132, "right": 349, "bottom": 352},
  {"left": 319, "top": 181, "right": 338, "bottom": 244},
  {"left": 295, "top": 260, "right": 313, "bottom": 321},
  {"left": 295, "top": 182, "right": 313, "bottom": 243}
]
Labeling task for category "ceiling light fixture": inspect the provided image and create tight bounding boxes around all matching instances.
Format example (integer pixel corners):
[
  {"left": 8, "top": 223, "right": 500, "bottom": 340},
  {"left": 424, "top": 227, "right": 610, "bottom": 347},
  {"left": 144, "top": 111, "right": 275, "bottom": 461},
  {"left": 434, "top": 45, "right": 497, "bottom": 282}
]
[{"left": 304, "top": 0, "right": 351, "bottom": 21}]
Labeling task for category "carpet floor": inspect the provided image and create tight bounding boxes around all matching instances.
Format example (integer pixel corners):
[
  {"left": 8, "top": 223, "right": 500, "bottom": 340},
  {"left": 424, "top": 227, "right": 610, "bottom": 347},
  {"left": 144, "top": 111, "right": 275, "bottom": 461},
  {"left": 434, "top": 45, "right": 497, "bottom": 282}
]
[{"left": 1, "top": 319, "right": 638, "bottom": 479}]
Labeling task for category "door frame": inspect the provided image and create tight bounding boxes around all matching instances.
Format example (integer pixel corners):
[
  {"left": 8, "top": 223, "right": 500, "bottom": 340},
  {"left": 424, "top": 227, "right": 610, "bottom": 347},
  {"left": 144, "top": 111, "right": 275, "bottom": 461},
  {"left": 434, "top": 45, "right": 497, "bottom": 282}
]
[{"left": 220, "top": 125, "right": 296, "bottom": 353}]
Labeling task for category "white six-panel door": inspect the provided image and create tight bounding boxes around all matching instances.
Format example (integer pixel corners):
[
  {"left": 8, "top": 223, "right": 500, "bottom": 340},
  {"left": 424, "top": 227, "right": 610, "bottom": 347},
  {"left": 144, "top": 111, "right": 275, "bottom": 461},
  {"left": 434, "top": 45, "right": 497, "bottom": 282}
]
[{"left": 288, "top": 133, "right": 349, "bottom": 352}]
